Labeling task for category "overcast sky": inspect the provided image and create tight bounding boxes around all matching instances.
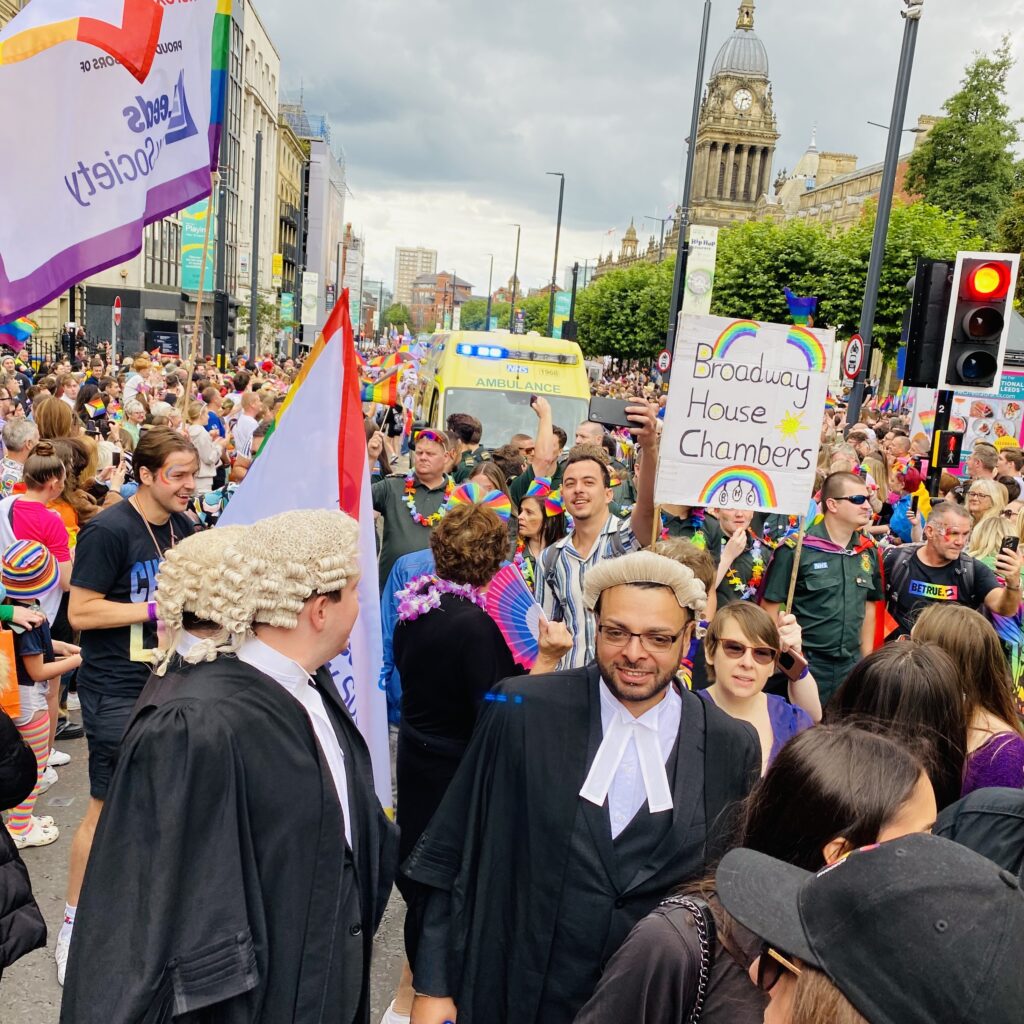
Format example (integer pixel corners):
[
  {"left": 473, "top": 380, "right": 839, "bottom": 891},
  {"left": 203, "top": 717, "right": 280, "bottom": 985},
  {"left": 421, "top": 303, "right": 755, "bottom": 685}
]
[{"left": 259, "top": 0, "right": 1024, "bottom": 298}]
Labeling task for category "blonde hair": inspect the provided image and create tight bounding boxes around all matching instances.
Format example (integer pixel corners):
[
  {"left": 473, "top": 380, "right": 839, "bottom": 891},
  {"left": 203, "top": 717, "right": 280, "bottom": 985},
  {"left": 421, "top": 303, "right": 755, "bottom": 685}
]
[
  {"left": 217, "top": 509, "right": 361, "bottom": 632},
  {"left": 967, "top": 477, "right": 1007, "bottom": 524},
  {"left": 154, "top": 525, "right": 247, "bottom": 673},
  {"left": 790, "top": 965, "right": 869, "bottom": 1024},
  {"left": 967, "top": 514, "right": 1012, "bottom": 561}
]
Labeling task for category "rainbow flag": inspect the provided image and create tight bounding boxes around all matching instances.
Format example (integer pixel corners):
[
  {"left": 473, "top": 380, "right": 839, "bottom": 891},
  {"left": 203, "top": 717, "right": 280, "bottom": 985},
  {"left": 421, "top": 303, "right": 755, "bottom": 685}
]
[
  {"left": 360, "top": 367, "right": 401, "bottom": 405},
  {"left": 85, "top": 396, "right": 106, "bottom": 419},
  {"left": 824, "top": 392, "right": 837, "bottom": 412},
  {"left": 784, "top": 287, "right": 818, "bottom": 325}
]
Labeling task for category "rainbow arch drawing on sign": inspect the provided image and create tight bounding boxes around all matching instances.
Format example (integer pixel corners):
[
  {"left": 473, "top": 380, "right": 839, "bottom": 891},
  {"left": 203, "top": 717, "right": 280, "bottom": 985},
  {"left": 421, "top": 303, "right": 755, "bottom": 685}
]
[
  {"left": 710, "top": 319, "right": 759, "bottom": 359},
  {"left": 698, "top": 466, "right": 778, "bottom": 508},
  {"left": 785, "top": 326, "right": 827, "bottom": 372}
]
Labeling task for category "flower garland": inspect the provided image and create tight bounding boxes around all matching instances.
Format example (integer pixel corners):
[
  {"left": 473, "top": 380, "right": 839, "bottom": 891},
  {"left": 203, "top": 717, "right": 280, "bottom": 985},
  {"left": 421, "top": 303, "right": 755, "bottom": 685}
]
[
  {"left": 723, "top": 530, "right": 765, "bottom": 601},
  {"left": 403, "top": 474, "right": 455, "bottom": 527},
  {"left": 396, "top": 574, "right": 487, "bottom": 622},
  {"left": 513, "top": 539, "right": 536, "bottom": 593},
  {"left": 661, "top": 508, "right": 707, "bottom": 548}
]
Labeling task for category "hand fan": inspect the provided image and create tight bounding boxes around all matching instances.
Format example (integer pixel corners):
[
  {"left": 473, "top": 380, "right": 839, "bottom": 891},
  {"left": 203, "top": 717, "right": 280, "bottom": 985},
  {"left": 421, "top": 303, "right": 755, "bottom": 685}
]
[{"left": 486, "top": 562, "right": 543, "bottom": 668}]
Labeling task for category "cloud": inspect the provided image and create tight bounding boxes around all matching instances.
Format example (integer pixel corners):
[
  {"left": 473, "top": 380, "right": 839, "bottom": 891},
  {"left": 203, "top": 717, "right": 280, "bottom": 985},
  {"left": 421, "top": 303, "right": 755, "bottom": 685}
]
[{"left": 257, "top": 0, "right": 1024, "bottom": 293}]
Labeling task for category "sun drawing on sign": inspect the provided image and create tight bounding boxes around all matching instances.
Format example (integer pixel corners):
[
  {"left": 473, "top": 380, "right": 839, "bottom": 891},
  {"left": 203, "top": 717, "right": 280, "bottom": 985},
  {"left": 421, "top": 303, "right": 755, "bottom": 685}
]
[{"left": 776, "top": 410, "right": 805, "bottom": 440}]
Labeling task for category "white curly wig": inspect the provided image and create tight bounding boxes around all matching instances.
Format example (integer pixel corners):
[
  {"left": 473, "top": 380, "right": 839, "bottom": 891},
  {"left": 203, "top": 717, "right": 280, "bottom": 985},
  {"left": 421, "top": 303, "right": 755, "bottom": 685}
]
[
  {"left": 154, "top": 524, "right": 247, "bottom": 673},
  {"left": 215, "top": 509, "right": 362, "bottom": 633},
  {"left": 583, "top": 550, "right": 707, "bottom": 616}
]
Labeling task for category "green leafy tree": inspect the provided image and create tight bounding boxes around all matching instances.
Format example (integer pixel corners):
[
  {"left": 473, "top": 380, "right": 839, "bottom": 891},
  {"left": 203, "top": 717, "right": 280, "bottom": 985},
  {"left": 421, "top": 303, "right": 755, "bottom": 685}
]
[
  {"left": 458, "top": 297, "right": 512, "bottom": 330},
  {"left": 383, "top": 302, "right": 412, "bottom": 327},
  {"left": 905, "top": 40, "right": 1021, "bottom": 243},
  {"left": 236, "top": 295, "right": 282, "bottom": 348}
]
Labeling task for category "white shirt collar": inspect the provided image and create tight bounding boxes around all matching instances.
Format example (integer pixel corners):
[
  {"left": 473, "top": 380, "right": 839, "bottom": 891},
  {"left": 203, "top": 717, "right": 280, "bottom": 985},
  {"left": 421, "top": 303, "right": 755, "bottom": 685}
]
[
  {"left": 237, "top": 636, "right": 313, "bottom": 691},
  {"left": 175, "top": 630, "right": 204, "bottom": 657}
]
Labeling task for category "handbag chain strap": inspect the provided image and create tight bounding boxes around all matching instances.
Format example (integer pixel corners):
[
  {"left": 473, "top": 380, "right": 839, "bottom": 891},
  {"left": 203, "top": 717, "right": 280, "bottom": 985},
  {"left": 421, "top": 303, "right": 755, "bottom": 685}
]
[{"left": 660, "top": 894, "right": 713, "bottom": 1024}]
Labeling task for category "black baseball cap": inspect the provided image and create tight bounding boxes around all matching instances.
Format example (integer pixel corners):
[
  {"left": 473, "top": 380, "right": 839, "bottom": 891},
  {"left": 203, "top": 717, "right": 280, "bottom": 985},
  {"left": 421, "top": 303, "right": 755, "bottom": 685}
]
[{"left": 716, "top": 832, "right": 1024, "bottom": 1024}]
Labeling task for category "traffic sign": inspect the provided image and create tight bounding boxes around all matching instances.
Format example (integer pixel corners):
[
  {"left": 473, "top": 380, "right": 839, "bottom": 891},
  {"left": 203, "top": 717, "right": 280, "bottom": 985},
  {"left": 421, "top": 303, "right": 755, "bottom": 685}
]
[
  {"left": 657, "top": 349, "right": 672, "bottom": 373},
  {"left": 843, "top": 333, "right": 864, "bottom": 379},
  {"left": 113, "top": 296, "right": 122, "bottom": 327}
]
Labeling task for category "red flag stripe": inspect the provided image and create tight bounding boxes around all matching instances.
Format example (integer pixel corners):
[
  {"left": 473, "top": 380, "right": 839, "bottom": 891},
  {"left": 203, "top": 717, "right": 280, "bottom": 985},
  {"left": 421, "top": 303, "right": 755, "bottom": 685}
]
[{"left": 335, "top": 290, "right": 368, "bottom": 518}]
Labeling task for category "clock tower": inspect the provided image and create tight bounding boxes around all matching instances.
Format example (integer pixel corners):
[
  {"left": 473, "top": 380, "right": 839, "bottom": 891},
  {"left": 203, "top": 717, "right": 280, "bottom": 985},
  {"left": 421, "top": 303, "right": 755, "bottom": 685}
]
[{"left": 691, "top": 0, "right": 779, "bottom": 227}]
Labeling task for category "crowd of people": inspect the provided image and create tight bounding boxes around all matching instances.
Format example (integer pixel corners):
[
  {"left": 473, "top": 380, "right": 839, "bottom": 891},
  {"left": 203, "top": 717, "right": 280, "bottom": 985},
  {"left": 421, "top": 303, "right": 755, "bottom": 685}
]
[{"left": 0, "top": 337, "right": 1019, "bottom": 1024}]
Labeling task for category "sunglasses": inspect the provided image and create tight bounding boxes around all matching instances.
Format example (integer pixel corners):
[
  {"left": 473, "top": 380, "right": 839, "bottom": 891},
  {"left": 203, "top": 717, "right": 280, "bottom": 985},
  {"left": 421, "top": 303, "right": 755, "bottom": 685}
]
[
  {"left": 413, "top": 429, "right": 444, "bottom": 446},
  {"left": 715, "top": 638, "right": 778, "bottom": 665},
  {"left": 833, "top": 494, "right": 870, "bottom": 506},
  {"left": 756, "top": 946, "right": 802, "bottom": 992}
]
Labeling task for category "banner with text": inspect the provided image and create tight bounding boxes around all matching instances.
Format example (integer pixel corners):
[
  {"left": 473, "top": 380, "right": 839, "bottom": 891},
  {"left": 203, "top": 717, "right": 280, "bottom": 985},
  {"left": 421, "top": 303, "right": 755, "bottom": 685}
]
[
  {"left": 180, "top": 199, "right": 214, "bottom": 292},
  {"left": 681, "top": 225, "right": 719, "bottom": 317},
  {"left": 655, "top": 314, "right": 833, "bottom": 514}
]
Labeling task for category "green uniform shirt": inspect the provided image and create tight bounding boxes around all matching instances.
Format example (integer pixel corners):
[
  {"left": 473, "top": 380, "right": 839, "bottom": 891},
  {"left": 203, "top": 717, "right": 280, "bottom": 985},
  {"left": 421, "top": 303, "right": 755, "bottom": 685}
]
[
  {"left": 762, "top": 519, "right": 883, "bottom": 662},
  {"left": 509, "top": 462, "right": 565, "bottom": 507},
  {"left": 662, "top": 511, "right": 723, "bottom": 559},
  {"left": 372, "top": 474, "right": 450, "bottom": 588},
  {"left": 715, "top": 531, "right": 766, "bottom": 607},
  {"left": 453, "top": 446, "right": 491, "bottom": 483}
]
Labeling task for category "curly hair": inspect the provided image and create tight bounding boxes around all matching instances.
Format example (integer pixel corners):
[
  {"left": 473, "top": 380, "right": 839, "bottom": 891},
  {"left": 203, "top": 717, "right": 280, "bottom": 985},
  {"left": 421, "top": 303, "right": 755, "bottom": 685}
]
[
  {"left": 215, "top": 509, "right": 361, "bottom": 632},
  {"left": 430, "top": 504, "right": 508, "bottom": 587},
  {"left": 51, "top": 437, "right": 102, "bottom": 525}
]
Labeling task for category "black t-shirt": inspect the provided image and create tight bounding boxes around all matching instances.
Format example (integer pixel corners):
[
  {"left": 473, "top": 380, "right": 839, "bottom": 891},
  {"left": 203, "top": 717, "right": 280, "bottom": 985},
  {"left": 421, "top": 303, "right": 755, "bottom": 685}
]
[
  {"left": 72, "top": 500, "right": 195, "bottom": 697},
  {"left": 885, "top": 549, "right": 999, "bottom": 638},
  {"left": 13, "top": 618, "right": 54, "bottom": 688}
]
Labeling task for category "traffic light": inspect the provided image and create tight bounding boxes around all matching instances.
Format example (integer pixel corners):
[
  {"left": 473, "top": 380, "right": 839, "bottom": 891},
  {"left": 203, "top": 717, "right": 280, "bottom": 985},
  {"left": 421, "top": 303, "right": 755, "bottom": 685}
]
[
  {"left": 938, "top": 251, "right": 1021, "bottom": 395},
  {"left": 226, "top": 296, "right": 239, "bottom": 349},
  {"left": 213, "top": 290, "right": 228, "bottom": 345},
  {"left": 903, "top": 258, "right": 953, "bottom": 388}
]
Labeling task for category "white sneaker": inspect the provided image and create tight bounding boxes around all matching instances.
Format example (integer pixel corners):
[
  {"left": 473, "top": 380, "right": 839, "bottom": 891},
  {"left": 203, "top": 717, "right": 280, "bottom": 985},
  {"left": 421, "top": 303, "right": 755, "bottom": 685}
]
[
  {"left": 49, "top": 748, "right": 71, "bottom": 767},
  {"left": 55, "top": 927, "right": 71, "bottom": 986},
  {"left": 37, "top": 766, "right": 58, "bottom": 794},
  {"left": 378, "top": 1002, "right": 411, "bottom": 1024},
  {"left": 66, "top": 693, "right": 81, "bottom": 711}
]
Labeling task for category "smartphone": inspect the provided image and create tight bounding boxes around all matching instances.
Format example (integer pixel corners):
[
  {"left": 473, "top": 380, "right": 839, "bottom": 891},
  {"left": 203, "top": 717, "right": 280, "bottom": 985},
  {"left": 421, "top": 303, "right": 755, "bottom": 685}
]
[
  {"left": 111, "top": 450, "right": 121, "bottom": 468},
  {"left": 777, "top": 648, "right": 809, "bottom": 683},
  {"left": 588, "top": 396, "right": 635, "bottom": 431},
  {"left": 1000, "top": 536, "right": 1019, "bottom": 554},
  {"left": 910, "top": 494, "right": 919, "bottom": 516}
]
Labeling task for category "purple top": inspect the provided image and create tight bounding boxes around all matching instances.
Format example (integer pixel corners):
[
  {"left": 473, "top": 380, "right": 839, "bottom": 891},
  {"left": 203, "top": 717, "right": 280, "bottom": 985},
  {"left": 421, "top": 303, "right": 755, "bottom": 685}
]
[
  {"left": 698, "top": 690, "right": 814, "bottom": 766},
  {"left": 961, "top": 733, "right": 1024, "bottom": 797}
]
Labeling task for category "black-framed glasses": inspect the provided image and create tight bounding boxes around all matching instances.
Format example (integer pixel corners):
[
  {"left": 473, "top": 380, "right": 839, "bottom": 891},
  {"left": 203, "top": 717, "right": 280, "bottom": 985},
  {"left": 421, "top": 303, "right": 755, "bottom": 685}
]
[
  {"left": 755, "top": 946, "right": 802, "bottom": 992},
  {"left": 833, "top": 494, "right": 870, "bottom": 506},
  {"left": 714, "top": 638, "right": 778, "bottom": 665},
  {"left": 597, "top": 624, "right": 685, "bottom": 653}
]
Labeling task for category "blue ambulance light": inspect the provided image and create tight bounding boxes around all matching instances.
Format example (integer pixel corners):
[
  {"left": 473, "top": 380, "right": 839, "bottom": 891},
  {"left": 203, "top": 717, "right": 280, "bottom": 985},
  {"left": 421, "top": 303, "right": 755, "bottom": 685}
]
[{"left": 456, "top": 344, "right": 508, "bottom": 359}]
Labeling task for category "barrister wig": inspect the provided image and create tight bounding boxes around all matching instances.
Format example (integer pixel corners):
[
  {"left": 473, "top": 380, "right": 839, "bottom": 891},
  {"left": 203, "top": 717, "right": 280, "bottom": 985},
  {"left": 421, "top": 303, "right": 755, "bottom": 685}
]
[
  {"left": 216, "top": 509, "right": 362, "bottom": 633},
  {"left": 583, "top": 550, "right": 707, "bottom": 616},
  {"left": 154, "top": 524, "right": 247, "bottom": 674}
]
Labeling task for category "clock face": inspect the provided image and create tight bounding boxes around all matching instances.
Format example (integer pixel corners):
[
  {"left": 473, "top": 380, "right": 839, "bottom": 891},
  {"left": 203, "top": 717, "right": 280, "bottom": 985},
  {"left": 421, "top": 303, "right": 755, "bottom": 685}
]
[{"left": 733, "top": 88, "right": 753, "bottom": 112}]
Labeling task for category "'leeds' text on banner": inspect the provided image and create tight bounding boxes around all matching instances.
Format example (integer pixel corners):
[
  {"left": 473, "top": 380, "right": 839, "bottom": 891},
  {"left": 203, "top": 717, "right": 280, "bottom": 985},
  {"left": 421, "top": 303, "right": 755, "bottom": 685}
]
[{"left": 655, "top": 314, "right": 833, "bottom": 515}]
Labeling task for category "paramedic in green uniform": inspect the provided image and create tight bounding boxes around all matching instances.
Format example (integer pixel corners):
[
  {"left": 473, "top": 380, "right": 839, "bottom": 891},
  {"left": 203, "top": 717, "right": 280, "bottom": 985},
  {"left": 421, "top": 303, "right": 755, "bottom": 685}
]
[
  {"left": 761, "top": 471, "right": 882, "bottom": 702},
  {"left": 448, "top": 413, "right": 491, "bottom": 483}
]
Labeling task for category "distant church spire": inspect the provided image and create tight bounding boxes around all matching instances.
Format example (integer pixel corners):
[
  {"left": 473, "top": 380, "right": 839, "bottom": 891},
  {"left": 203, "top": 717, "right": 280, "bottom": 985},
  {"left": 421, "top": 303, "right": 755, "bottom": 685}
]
[
  {"left": 809, "top": 124, "right": 818, "bottom": 151},
  {"left": 737, "top": 1, "right": 755, "bottom": 30}
]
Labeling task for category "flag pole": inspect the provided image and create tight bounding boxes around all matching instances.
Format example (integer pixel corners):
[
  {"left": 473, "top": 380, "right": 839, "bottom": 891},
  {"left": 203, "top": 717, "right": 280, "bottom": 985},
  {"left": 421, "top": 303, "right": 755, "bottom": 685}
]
[
  {"left": 178, "top": 170, "right": 218, "bottom": 417},
  {"left": 784, "top": 518, "right": 806, "bottom": 615}
]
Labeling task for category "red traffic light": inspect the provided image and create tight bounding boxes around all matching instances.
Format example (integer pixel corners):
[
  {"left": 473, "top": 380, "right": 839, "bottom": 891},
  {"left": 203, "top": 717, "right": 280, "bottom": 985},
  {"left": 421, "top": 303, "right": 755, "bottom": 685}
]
[{"left": 962, "top": 260, "right": 1013, "bottom": 301}]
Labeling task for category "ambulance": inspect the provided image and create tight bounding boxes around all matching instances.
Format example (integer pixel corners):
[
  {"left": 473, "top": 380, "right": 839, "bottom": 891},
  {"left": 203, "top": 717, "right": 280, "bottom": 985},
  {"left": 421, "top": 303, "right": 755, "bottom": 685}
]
[{"left": 414, "top": 330, "right": 591, "bottom": 446}]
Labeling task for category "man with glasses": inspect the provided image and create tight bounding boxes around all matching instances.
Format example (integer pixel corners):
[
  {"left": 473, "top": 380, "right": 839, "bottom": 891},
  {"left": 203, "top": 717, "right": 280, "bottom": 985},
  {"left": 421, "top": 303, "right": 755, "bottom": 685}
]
[
  {"left": 404, "top": 551, "right": 758, "bottom": 1024},
  {"left": 372, "top": 428, "right": 452, "bottom": 589},
  {"left": 883, "top": 501, "right": 1022, "bottom": 639},
  {"left": 761, "top": 472, "right": 883, "bottom": 702}
]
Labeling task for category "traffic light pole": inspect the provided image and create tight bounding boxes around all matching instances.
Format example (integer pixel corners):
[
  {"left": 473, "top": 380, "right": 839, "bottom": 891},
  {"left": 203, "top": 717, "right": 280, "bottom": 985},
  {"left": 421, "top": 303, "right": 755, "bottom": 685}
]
[
  {"left": 845, "top": 1, "right": 923, "bottom": 428},
  {"left": 925, "top": 390, "right": 953, "bottom": 498},
  {"left": 248, "top": 130, "right": 262, "bottom": 365},
  {"left": 663, "top": 0, "right": 711, "bottom": 386}
]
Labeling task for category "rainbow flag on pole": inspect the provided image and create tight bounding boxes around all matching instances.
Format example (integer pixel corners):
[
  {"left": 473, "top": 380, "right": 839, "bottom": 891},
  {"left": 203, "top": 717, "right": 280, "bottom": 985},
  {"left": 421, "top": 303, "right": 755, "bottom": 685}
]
[
  {"left": 219, "top": 290, "right": 391, "bottom": 809},
  {"left": 360, "top": 366, "right": 402, "bottom": 405}
]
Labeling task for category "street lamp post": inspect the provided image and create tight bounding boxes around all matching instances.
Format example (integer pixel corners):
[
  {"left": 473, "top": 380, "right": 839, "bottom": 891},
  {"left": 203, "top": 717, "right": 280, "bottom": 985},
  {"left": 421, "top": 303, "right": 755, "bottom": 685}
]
[
  {"left": 484, "top": 253, "right": 494, "bottom": 332},
  {"left": 546, "top": 172, "right": 565, "bottom": 337},
  {"left": 664, "top": 0, "right": 712, "bottom": 367},
  {"left": 509, "top": 224, "right": 521, "bottom": 332},
  {"left": 845, "top": 0, "right": 924, "bottom": 427},
  {"left": 646, "top": 214, "right": 672, "bottom": 261}
]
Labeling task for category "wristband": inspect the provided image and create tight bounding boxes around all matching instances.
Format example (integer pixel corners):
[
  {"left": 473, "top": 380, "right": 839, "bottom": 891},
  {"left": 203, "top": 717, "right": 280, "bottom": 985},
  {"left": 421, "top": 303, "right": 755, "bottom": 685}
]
[
  {"left": 797, "top": 665, "right": 811, "bottom": 680},
  {"left": 147, "top": 601, "right": 158, "bottom": 622}
]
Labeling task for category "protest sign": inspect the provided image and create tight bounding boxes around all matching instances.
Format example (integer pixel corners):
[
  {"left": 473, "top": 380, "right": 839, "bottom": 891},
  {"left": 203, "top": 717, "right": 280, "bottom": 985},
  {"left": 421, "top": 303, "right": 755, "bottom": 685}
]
[{"left": 655, "top": 314, "right": 833, "bottom": 514}]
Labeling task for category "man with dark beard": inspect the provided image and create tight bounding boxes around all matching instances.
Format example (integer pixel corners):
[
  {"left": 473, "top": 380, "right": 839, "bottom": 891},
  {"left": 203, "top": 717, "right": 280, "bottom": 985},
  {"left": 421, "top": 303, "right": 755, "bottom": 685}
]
[{"left": 404, "top": 551, "right": 759, "bottom": 1024}]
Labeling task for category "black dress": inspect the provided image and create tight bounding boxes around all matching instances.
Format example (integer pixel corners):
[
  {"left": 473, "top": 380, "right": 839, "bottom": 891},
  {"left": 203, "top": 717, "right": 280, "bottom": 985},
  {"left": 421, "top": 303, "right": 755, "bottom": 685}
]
[{"left": 394, "top": 594, "right": 522, "bottom": 867}]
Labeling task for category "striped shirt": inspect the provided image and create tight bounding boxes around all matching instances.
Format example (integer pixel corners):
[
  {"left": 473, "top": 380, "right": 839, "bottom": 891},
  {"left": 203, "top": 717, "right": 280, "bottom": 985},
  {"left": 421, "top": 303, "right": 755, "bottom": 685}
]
[{"left": 536, "top": 513, "right": 639, "bottom": 670}]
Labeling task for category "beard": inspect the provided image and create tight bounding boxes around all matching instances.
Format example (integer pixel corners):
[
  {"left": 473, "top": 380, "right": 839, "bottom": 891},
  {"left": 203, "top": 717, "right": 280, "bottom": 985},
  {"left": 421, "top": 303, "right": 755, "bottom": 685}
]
[{"left": 596, "top": 649, "right": 678, "bottom": 706}]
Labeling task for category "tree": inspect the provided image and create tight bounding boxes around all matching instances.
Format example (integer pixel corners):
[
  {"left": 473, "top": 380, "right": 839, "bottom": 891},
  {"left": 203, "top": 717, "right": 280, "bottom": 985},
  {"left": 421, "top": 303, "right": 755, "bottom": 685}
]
[
  {"left": 905, "top": 40, "right": 1021, "bottom": 243},
  {"left": 236, "top": 295, "right": 282, "bottom": 349},
  {"left": 383, "top": 302, "right": 412, "bottom": 327},
  {"left": 458, "top": 297, "right": 513, "bottom": 330}
]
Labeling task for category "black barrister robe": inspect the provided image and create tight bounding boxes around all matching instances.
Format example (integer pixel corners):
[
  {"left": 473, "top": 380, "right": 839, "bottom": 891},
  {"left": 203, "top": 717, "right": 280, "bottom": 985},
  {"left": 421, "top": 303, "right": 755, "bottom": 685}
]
[
  {"left": 60, "top": 656, "right": 398, "bottom": 1024},
  {"left": 402, "top": 663, "right": 760, "bottom": 1024}
]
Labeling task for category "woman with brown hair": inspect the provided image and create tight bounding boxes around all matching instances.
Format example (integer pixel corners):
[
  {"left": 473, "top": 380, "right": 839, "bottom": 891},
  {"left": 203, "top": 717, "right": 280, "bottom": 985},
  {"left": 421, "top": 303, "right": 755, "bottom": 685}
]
[
  {"left": 33, "top": 395, "right": 80, "bottom": 440},
  {"left": 912, "top": 603, "right": 1024, "bottom": 795},
  {"left": 386, "top": 501, "right": 571, "bottom": 1024}
]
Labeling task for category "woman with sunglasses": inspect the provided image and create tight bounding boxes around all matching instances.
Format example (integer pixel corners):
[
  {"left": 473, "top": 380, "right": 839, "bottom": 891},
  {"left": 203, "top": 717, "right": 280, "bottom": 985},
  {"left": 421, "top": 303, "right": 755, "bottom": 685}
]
[
  {"left": 573, "top": 723, "right": 936, "bottom": 1024},
  {"left": 698, "top": 603, "right": 819, "bottom": 774}
]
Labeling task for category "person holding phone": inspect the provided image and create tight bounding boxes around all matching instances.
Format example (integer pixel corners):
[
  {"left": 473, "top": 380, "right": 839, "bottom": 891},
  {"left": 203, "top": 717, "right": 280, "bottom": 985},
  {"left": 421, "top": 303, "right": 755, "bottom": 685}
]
[{"left": 698, "top": 603, "right": 819, "bottom": 775}]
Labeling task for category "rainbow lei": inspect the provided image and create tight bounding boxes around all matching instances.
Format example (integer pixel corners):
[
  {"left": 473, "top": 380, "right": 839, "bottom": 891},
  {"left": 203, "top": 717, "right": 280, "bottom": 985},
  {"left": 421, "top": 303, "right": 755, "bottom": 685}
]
[
  {"left": 661, "top": 508, "right": 707, "bottom": 548},
  {"left": 723, "top": 530, "right": 765, "bottom": 601},
  {"left": 403, "top": 474, "right": 454, "bottom": 527},
  {"left": 396, "top": 574, "right": 487, "bottom": 621},
  {"left": 513, "top": 539, "right": 536, "bottom": 592}
]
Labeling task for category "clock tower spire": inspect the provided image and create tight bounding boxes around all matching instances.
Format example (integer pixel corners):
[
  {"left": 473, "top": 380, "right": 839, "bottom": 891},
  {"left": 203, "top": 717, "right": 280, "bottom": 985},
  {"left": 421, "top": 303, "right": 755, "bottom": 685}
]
[{"left": 689, "top": 0, "right": 779, "bottom": 228}]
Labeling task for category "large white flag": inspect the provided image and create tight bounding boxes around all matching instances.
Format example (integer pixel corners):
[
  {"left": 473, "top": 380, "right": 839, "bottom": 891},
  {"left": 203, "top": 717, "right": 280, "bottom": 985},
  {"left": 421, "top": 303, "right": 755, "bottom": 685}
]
[
  {"left": 219, "top": 294, "right": 392, "bottom": 810},
  {"left": 0, "top": 0, "right": 227, "bottom": 321}
]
